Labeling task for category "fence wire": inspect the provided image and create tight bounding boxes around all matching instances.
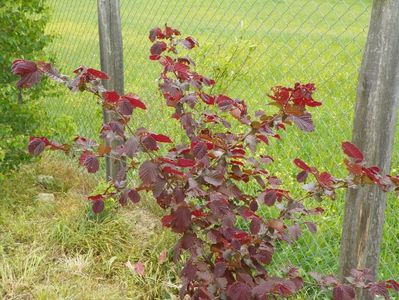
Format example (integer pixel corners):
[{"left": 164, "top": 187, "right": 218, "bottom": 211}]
[{"left": 45, "top": 0, "right": 398, "bottom": 296}]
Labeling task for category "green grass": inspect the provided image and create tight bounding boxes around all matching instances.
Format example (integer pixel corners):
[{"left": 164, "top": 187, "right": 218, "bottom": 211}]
[
  {"left": 0, "top": 155, "right": 179, "bottom": 299},
  {"left": 14, "top": 0, "right": 397, "bottom": 297}
]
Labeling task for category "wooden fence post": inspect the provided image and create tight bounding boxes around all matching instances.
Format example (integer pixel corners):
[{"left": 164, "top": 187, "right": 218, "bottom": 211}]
[
  {"left": 339, "top": 1, "right": 399, "bottom": 298},
  {"left": 97, "top": 0, "right": 124, "bottom": 180}
]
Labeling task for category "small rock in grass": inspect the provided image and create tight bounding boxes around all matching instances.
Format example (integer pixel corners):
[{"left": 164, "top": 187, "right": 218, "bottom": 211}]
[
  {"left": 37, "top": 175, "right": 55, "bottom": 188},
  {"left": 36, "top": 193, "right": 56, "bottom": 202}
]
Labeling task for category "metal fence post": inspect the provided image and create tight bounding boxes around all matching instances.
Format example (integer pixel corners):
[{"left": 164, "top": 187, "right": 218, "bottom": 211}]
[
  {"left": 339, "top": 1, "right": 399, "bottom": 299},
  {"left": 97, "top": 0, "right": 124, "bottom": 180}
]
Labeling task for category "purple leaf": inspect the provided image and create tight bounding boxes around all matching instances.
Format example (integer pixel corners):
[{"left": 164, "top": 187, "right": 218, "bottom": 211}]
[
  {"left": 204, "top": 171, "right": 224, "bottom": 187},
  {"left": 342, "top": 141, "right": 364, "bottom": 163},
  {"left": 171, "top": 205, "right": 192, "bottom": 233},
  {"left": 263, "top": 190, "right": 277, "bottom": 206},
  {"left": 139, "top": 161, "right": 159, "bottom": 185},
  {"left": 127, "top": 189, "right": 140, "bottom": 203},
  {"left": 214, "top": 262, "right": 226, "bottom": 277},
  {"left": 368, "top": 282, "right": 390, "bottom": 300},
  {"left": 250, "top": 217, "right": 261, "bottom": 235},
  {"left": 245, "top": 134, "right": 257, "bottom": 153},
  {"left": 79, "top": 151, "right": 99, "bottom": 173},
  {"left": 226, "top": 282, "right": 251, "bottom": 300},
  {"left": 287, "top": 112, "right": 314, "bottom": 132},
  {"left": 150, "top": 41, "right": 167, "bottom": 57},
  {"left": 12, "top": 59, "right": 42, "bottom": 88},
  {"left": 149, "top": 27, "right": 163, "bottom": 42},
  {"left": 142, "top": 135, "right": 158, "bottom": 151},
  {"left": 333, "top": 285, "right": 355, "bottom": 300},
  {"left": 288, "top": 224, "right": 302, "bottom": 241},
  {"left": 305, "top": 222, "right": 317, "bottom": 234},
  {"left": 118, "top": 98, "right": 133, "bottom": 115},
  {"left": 28, "top": 137, "right": 47, "bottom": 155},
  {"left": 191, "top": 141, "right": 207, "bottom": 159},
  {"left": 124, "top": 136, "right": 139, "bottom": 158},
  {"left": 92, "top": 200, "right": 105, "bottom": 214},
  {"left": 296, "top": 171, "right": 308, "bottom": 183}
]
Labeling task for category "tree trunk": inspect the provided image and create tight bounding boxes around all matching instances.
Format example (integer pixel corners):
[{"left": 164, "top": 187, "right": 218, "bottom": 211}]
[
  {"left": 339, "top": 1, "right": 399, "bottom": 299},
  {"left": 97, "top": 0, "right": 124, "bottom": 180}
]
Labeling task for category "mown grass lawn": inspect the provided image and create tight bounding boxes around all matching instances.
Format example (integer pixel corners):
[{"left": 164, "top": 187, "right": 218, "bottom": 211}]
[{"left": 6, "top": 0, "right": 396, "bottom": 298}]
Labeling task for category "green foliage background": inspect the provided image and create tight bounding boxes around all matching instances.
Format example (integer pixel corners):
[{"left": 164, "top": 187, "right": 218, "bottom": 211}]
[{"left": 0, "top": 0, "right": 76, "bottom": 178}]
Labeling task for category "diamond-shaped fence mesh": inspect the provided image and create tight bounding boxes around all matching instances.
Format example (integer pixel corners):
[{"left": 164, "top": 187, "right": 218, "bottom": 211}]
[{"left": 45, "top": 0, "right": 398, "bottom": 296}]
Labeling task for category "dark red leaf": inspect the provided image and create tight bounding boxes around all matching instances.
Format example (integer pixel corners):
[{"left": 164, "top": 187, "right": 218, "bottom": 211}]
[
  {"left": 123, "top": 94, "right": 147, "bottom": 110},
  {"left": 124, "top": 136, "right": 139, "bottom": 158},
  {"left": 171, "top": 205, "right": 192, "bottom": 233},
  {"left": 142, "top": 135, "right": 159, "bottom": 151},
  {"left": 342, "top": 141, "right": 364, "bottom": 163},
  {"left": 332, "top": 284, "right": 355, "bottom": 300},
  {"left": 209, "top": 198, "right": 231, "bottom": 218},
  {"left": 204, "top": 172, "right": 224, "bottom": 187},
  {"left": 17, "top": 70, "right": 42, "bottom": 88},
  {"left": 226, "top": 282, "right": 251, "bottom": 300},
  {"left": 181, "top": 260, "right": 197, "bottom": 282},
  {"left": 245, "top": 134, "right": 257, "bottom": 153},
  {"left": 263, "top": 190, "right": 277, "bottom": 206},
  {"left": 92, "top": 200, "right": 105, "bottom": 214},
  {"left": 79, "top": 151, "right": 99, "bottom": 173},
  {"left": 267, "top": 219, "right": 285, "bottom": 232},
  {"left": 103, "top": 90, "right": 120, "bottom": 103},
  {"left": 318, "top": 172, "right": 333, "bottom": 187},
  {"left": 87, "top": 68, "right": 109, "bottom": 79},
  {"left": 191, "top": 141, "right": 207, "bottom": 159},
  {"left": 127, "top": 189, "right": 140, "bottom": 203},
  {"left": 387, "top": 279, "right": 399, "bottom": 291},
  {"left": 88, "top": 194, "right": 104, "bottom": 202},
  {"left": 250, "top": 217, "right": 262, "bottom": 235},
  {"left": 216, "top": 95, "right": 235, "bottom": 112},
  {"left": 305, "top": 222, "right": 317, "bottom": 234},
  {"left": 12, "top": 59, "right": 37, "bottom": 76},
  {"left": 181, "top": 36, "right": 198, "bottom": 49},
  {"left": 28, "top": 137, "right": 48, "bottom": 155},
  {"left": 199, "top": 93, "right": 215, "bottom": 105},
  {"left": 133, "top": 262, "right": 145, "bottom": 276},
  {"left": 368, "top": 282, "right": 390, "bottom": 300},
  {"left": 288, "top": 224, "right": 302, "bottom": 241},
  {"left": 287, "top": 112, "right": 314, "bottom": 132},
  {"left": 256, "top": 134, "right": 269, "bottom": 145},
  {"left": 260, "top": 155, "right": 273, "bottom": 164},
  {"left": 249, "top": 200, "right": 258, "bottom": 211},
  {"left": 149, "top": 27, "right": 164, "bottom": 42},
  {"left": 293, "top": 158, "right": 312, "bottom": 172},
  {"left": 161, "top": 214, "right": 174, "bottom": 227},
  {"left": 162, "top": 166, "right": 185, "bottom": 177},
  {"left": 139, "top": 161, "right": 159, "bottom": 185},
  {"left": 214, "top": 262, "right": 226, "bottom": 277},
  {"left": 150, "top": 41, "right": 167, "bottom": 57},
  {"left": 37, "top": 62, "right": 64, "bottom": 83},
  {"left": 176, "top": 158, "right": 196, "bottom": 167},
  {"left": 150, "top": 54, "right": 161, "bottom": 61},
  {"left": 191, "top": 209, "right": 207, "bottom": 218},
  {"left": 150, "top": 133, "right": 173, "bottom": 143},
  {"left": 296, "top": 171, "right": 308, "bottom": 182},
  {"left": 164, "top": 25, "right": 180, "bottom": 38},
  {"left": 12, "top": 59, "right": 42, "bottom": 88},
  {"left": 119, "top": 192, "right": 128, "bottom": 206},
  {"left": 118, "top": 99, "right": 133, "bottom": 115}
]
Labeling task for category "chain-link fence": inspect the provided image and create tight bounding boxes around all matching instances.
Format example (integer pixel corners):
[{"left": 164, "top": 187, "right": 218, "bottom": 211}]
[{"left": 44, "top": 0, "right": 398, "bottom": 296}]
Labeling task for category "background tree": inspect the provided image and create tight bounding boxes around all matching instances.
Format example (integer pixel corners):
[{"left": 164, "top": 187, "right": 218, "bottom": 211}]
[{"left": 0, "top": 0, "right": 51, "bottom": 177}]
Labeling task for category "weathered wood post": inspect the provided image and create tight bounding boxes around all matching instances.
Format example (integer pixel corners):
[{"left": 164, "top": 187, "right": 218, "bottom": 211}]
[
  {"left": 339, "top": 1, "right": 399, "bottom": 299},
  {"left": 97, "top": 0, "right": 124, "bottom": 180}
]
